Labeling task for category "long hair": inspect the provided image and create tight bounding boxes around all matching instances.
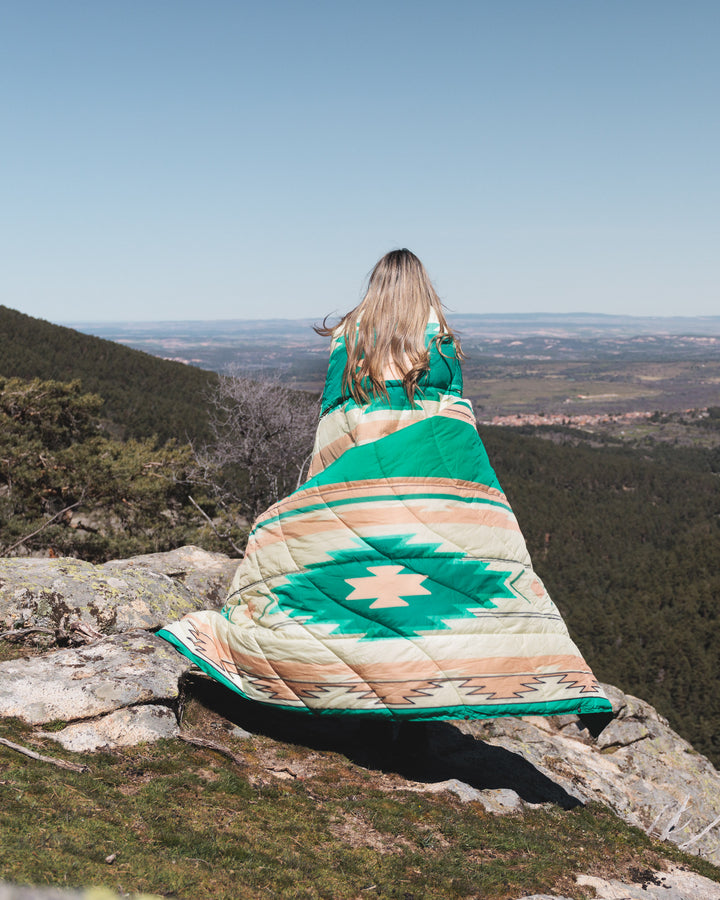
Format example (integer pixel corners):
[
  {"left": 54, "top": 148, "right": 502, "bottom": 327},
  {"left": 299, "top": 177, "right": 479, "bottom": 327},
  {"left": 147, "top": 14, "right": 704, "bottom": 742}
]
[{"left": 315, "top": 249, "right": 462, "bottom": 403}]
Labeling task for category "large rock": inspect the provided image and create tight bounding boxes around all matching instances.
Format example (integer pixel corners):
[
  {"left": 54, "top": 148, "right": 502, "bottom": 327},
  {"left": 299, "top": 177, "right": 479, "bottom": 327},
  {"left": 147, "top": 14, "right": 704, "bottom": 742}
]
[
  {"left": 520, "top": 866, "right": 720, "bottom": 900},
  {"left": 39, "top": 705, "right": 179, "bottom": 752},
  {"left": 2, "top": 547, "right": 719, "bottom": 872},
  {"left": 107, "top": 545, "right": 237, "bottom": 609},
  {"left": 0, "top": 631, "right": 191, "bottom": 725},
  {"left": 459, "top": 683, "right": 720, "bottom": 864},
  {"left": 0, "top": 547, "right": 236, "bottom": 640},
  {"left": 576, "top": 866, "right": 720, "bottom": 899}
]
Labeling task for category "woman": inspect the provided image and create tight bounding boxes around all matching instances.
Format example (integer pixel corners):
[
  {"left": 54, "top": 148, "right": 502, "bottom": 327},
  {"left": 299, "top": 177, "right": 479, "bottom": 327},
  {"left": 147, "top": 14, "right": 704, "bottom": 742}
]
[{"left": 159, "top": 250, "right": 612, "bottom": 730}]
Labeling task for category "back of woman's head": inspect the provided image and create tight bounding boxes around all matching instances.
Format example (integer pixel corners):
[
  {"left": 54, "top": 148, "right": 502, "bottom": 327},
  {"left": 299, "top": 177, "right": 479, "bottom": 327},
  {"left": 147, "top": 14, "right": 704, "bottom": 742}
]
[
  {"left": 363, "top": 248, "right": 440, "bottom": 324},
  {"left": 317, "top": 248, "right": 460, "bottom": 403}
]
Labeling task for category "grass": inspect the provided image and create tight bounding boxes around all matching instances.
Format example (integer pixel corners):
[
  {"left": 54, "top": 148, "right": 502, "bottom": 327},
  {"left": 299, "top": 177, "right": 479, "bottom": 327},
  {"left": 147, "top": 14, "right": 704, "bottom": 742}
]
[{"left": 2, "top": 692, "right": 720, "bottom": 900}]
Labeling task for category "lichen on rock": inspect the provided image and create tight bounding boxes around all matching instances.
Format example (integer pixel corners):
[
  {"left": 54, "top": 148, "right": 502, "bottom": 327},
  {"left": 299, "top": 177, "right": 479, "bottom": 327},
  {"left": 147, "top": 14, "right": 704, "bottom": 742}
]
[
  {"left": 0, "top": 546, "right": 236, "bottom": 641},
  {"left": 0, "top": 631, "right": 192, "bottom": 725}
]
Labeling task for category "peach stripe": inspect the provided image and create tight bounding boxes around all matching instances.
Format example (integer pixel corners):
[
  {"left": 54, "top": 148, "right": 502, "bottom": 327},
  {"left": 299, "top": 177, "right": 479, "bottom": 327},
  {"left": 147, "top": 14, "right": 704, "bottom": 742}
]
[
  {"left": 436, "top": 406, "right": 476, "bottom": 424},
  {"left": 179, "top": 621, "right": 600, "bottom": 706},
  {"left": 310, "top": 415, "right": 426, "bottom": 475},
  {"left": 254, "top": 476, "right": 508, "bottom": 524},
  {"left": 250, "top": 503, "right": 519, "bottom": 552},
  {"left": 217, "top": 652, "right": 592, "bottom": 685},
  {"left": 459, "top": 670, "right": 599, "bottom": 698},
  {"left": 181, "top": 621, "right": 592, "bottom": 686},
  {"left": 244, "top": 675, "right": 306, "bottom": 703}
]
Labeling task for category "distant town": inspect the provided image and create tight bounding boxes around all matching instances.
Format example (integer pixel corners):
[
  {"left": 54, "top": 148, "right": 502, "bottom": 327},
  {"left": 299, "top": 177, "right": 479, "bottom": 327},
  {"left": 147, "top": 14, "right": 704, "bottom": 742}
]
[{"left": 481, "top": 410, "right": 656, "bottom": 428}]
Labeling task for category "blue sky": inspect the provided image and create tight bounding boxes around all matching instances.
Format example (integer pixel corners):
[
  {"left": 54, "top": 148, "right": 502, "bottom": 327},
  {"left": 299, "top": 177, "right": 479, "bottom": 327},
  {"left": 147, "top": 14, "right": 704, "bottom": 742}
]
[{"left": 2, "top": 1, "right": 718, "bottom": 321}]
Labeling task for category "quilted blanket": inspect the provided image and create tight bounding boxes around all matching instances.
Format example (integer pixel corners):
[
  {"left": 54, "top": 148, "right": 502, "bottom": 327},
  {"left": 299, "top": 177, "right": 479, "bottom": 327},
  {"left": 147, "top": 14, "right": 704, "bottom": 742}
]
[{"left": 158, "top": 321, "right": 612, "bottom": 722}]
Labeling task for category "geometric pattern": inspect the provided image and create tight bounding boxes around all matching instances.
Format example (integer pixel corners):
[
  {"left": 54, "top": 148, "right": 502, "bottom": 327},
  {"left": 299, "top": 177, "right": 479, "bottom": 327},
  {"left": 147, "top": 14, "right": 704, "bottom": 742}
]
[
  {"left": 158, "top": 317, "right": 613, "bottom": 722},
  {"left": 272, "top": 534, "right": 518, "bottom": 639}
]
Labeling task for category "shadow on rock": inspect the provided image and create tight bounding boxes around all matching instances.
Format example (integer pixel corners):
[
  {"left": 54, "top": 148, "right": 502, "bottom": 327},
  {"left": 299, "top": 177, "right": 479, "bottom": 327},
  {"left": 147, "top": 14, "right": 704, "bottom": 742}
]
[{"left": 183, "top": 673, "right": 580, "bottom": 809}]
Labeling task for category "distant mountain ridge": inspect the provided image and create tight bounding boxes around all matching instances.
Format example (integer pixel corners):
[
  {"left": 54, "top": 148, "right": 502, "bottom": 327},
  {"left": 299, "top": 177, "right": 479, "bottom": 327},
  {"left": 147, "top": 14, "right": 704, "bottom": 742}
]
[
  {"left": 0, "top": 305, "right": 216, "bottom": 443},
  {"left": 450, "top": 311, "right": 720, "bottom": 337},
  {"left": 68, "top": 311, "right": 720, "bottom": 341},
  {"left": 64, "top": 313, "right": 720, "bottom": 379}
]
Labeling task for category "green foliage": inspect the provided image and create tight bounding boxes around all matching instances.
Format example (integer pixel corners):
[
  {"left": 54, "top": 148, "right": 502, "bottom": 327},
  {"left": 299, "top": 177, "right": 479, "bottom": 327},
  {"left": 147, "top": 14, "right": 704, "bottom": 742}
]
[
  {"left": 480, "top": 425, "right": 720, "bottom": 766},
  {"left": 0, "top": 305, "right": 216, "bottom": 444},
  {"left": 0, "top": 376, "right": 102, "bottom": 448},
  {"left": 0, "top": 377, "right": 239, "bottom": 561},
  {"left": 693, "top": 406, "right": 720, "bottom": 432}
]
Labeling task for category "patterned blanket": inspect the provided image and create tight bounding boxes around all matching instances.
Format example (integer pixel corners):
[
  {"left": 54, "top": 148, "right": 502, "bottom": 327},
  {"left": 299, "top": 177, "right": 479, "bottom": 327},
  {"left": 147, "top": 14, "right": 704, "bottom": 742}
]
[{"left": 158, "top": 321, "right": 612, "bottom": 722}]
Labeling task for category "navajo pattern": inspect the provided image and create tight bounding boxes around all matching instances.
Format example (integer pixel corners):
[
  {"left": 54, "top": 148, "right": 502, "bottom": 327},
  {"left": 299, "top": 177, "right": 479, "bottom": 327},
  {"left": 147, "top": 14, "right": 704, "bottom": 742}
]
[{"left": 159, "top": 319, "right": 612, "bottom": 721}]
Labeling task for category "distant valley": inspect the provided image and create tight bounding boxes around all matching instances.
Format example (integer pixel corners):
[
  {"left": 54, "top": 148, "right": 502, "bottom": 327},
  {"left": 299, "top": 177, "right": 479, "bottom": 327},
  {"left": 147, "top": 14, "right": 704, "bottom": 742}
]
[{"left": 70, "top": 313, "right": 720, "bottom": 426}]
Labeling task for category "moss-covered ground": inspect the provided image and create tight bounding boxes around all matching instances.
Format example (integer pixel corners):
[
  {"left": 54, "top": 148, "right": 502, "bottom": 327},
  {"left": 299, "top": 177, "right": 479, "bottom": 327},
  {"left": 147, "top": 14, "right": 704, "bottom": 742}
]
[{"left": 1, "top": 687, "right": 719, "bottom": 900}]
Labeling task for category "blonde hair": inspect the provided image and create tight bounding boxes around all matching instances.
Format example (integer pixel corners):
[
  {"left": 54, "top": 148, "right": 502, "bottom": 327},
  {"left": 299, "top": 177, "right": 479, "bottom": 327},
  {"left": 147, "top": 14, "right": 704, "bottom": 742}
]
[{"left": 316, "top": 249, "right": 462, "bottom": 403}]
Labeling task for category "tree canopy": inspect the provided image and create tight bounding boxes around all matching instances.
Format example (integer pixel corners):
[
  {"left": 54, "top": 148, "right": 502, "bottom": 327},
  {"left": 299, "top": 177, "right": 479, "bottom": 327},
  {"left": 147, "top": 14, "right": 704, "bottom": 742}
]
[
  {"left": 0, "top": 377, "right": 229, "bottom": 560},
  {"left": 481, "top": 425, "right": 720, "bottom": 765}
]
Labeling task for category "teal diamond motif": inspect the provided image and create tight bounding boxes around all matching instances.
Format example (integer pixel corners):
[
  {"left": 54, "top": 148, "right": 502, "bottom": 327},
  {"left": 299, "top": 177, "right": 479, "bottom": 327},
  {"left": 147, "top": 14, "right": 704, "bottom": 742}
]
[{"left": 272, "top": 534, "right": 518, "bottom": 639}]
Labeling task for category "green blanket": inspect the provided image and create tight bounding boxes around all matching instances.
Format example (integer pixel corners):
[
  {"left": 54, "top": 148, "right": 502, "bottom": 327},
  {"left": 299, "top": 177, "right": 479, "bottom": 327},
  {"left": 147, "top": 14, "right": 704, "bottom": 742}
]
[{"left": 159, "top": 320, "right": 612, "bottom": 722}]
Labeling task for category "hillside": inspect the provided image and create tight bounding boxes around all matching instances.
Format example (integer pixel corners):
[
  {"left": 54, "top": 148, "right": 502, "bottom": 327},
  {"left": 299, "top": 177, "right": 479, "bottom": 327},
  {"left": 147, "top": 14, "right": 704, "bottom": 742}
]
[
  {"left": 2, "top": 547, "right": 720, "bottom": 899},
  {"left": 0, "top": 306, "right": 216, "bottom": 444},
  {"left": 2, "top": 305, "right": 719, "bottom": 767},
  {"left": 481, "top": 425, "right": 720, "bottom": 766}
]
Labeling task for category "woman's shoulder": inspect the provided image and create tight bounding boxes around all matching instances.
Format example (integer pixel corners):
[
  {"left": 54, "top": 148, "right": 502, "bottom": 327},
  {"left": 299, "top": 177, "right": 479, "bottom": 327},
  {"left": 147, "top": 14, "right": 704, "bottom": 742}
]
[
  {"left": 424, "top": 328, "right": 463, "bottom": 395},
  {"left": 424, "top": 310, "right": 458, "bottom": 346}
]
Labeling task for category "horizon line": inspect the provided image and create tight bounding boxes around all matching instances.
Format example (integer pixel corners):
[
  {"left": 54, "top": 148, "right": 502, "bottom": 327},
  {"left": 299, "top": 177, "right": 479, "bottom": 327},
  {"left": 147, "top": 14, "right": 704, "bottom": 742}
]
[{"left": 59, "top": 311, "right": 720, "bottom": 326}]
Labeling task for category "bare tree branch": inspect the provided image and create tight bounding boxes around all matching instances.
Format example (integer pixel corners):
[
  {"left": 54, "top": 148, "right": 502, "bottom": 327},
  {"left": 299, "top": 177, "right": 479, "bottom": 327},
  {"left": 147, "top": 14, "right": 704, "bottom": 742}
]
[
  {"left": 188, "top": 494, "right": 245, "bottom": 557},
  {"left": 0, "top": 737, "right": 88, "bottom": 773},
  {"left": 193, "top": 370, "right": 319, "bottom": 521},
  {"left": 0, "top": 626, "right": 54, "bottom": 641},
  {"left": 296, "top": 452, "right": 313, "bottom": 490},
  {"left": 177, "top": 731, "right": 247, "bottom": 768},
  {"left": 679, "top": 813, "right": 720, "bottom": 850},
  {"left": 1, "top": 499, "right": 83, "bottom": 555}
]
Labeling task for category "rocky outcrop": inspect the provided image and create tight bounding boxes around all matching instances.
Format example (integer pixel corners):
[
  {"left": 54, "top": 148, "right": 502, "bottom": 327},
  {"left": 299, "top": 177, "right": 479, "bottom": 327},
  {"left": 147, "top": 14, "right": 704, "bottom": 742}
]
[
  {"left": 460, "top": 683, "right": 720, "bottom": 864},
  {"left": 105, "top": 545, "right": 237, "bottom": 609},
  {"left": 1, "top": 545, "right": 720, "bottom": 871},
  {"left": 38, "top": 705, "right": 179, "bottom": 752},
  {"left": 0, "top": 546, "right": 236, "bottom": 642},
  {"left": 520, "top": 865, "right": 720, "bottom": 900},
  {"left": 576, "top": 867, "right": 720, "bottom": 899},
  {"left": 0, "top": 631, "right": 191, "bottom": 725}
]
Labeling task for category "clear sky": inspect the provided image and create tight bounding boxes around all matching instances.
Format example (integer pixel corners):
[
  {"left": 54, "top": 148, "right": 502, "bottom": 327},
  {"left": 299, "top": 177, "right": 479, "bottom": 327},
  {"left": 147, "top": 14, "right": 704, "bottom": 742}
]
[{"left": 2, "top": 1, "right": 718, "bottom": 321}]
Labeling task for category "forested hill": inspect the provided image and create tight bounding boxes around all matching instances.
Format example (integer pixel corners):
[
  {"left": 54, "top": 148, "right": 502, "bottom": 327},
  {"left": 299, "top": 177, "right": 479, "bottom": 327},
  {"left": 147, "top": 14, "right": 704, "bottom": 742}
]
[
  {"left": 481, "top": 425, "right": 720, "bottom": 766},
  {"left": 0, "top": 305, "right": 216, "bottom": 443}
]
